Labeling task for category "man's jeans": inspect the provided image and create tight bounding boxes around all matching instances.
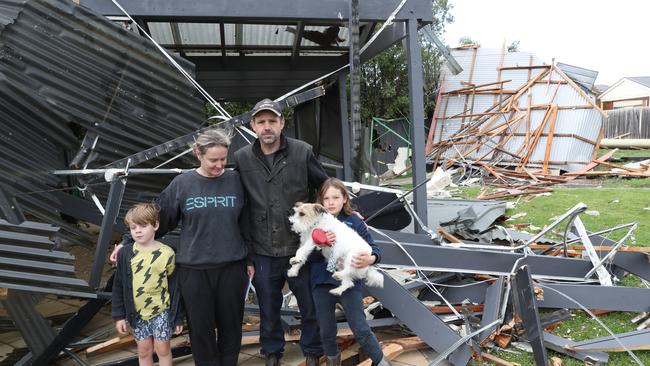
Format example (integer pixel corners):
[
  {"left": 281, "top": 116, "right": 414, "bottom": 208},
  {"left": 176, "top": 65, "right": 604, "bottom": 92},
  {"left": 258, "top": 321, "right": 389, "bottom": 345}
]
[
  {"left": 312, "top": 284, "right": 383, "bottom": 364},
  {"left": 251, "top": 253, "right": 323, "bottom": 356}
]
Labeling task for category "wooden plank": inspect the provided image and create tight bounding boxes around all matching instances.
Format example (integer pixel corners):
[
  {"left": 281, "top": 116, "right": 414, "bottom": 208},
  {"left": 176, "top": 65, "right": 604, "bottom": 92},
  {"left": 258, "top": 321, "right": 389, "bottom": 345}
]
[
  {"left": 499, "top": 65, "right": 551, "bottom": 70},
  {"left": 480, "top": 352, "right": 520, "bottom": 366},
  {"left": 509, "top": 132, "right": 597, "bottom": 145},
  {"left": 564, "top": 170, "right": 650, "bottom": 177},
  {"left": 478, "top": 187, "right": 553, "bottom": 200},
  {"left": 444, "top": 89, "right": 517, "bottom": 96},
  {"left": 552, "top": 65, "right": 608, "bottom": 118},
  {"left": 493, "top": 334, "right": 513, "bottom": 349},
  {"left": 458, "top": 79, "right": 512, "bottom": 91},
  {"left": 86, "top": 335, "right": 135, "bottom": 357},
  {"left": 441, "top": 110, "right": 506, "bottom": 120},
  {"left": 429, "top": 304, "right": 484, "bottom": 314},
  {"left": 533, "top": 80, "right": 567, "bottom": 84},
  {"left": 520, "top": 106, "right": 552, "bottom": 168},
  {"left": 436, "top": 227, "right": 462, "bottom": 243},
  {"left": 357, "top": 337, "right": 429, "bottom": 366},
  {"left": 542, "top": 105, "right": 559, "bottom": 174},
  {"left": 0, "top": 288, "right": 7, "bottom": 300},
  {"left": 592, "top": 127, "right": 604, "bottom": 160},
  {"left": 383, "top": 336, "right": 428, "bottom": 350},
  {"left": 425, "top": 83, "right": 443, "bottom": 155},
  {"left": 593, "top": 160, "right": 647, "bottom": 173},
  {"left": 528, "top": 104, "right": 594, "bottom": 110},
  {"left": 482, "top": 163, "right": 510, "bottom": 185},
  {"left": 562, "top": 149, "right": 617, "bottom": 181}
]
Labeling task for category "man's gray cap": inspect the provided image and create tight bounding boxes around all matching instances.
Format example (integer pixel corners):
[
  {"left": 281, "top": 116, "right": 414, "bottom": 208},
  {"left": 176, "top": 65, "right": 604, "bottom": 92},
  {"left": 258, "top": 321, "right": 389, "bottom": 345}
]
[{"left": 252, "top": 98, "right": 282, "bottom": 117}]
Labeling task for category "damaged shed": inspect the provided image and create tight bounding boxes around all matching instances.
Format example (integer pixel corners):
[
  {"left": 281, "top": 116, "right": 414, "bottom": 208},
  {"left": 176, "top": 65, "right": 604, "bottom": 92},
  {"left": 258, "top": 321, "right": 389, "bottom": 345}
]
[{"left": 428, "top": 46, "right": 607, "bottom": 173}]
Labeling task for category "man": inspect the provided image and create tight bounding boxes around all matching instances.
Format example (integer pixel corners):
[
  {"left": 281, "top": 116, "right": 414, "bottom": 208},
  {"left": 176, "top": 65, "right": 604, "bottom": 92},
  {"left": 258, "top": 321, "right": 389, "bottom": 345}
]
[{"left": 233, "top": 98, "right": 328, "bottom": 366}]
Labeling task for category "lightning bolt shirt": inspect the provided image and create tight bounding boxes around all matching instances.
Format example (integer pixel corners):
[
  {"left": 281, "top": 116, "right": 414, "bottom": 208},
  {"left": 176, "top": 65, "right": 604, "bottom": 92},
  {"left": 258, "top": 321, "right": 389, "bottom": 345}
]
[{"left": 131, "top": 241, "right": 175, "bottom": 321}]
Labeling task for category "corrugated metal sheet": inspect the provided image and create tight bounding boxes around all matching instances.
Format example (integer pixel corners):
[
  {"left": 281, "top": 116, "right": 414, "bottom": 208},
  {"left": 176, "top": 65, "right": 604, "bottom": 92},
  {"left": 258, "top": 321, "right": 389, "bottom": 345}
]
[
  {"left": 147, "top": 21, "right": 350, "bottom": 56},
  {"left": 435, "top": 48, "right": 603, "bottom": 172},
  {"left": 178, "top": 22, "right": 222, "bottom": 45},
  {"left": 243, "top": 24, "right": 293, "bottom": 46},
  {"left": 0, "top": 219, "right": 94, "bottom": 298},
  {"left": 0, "top": 290, "right": 56, "bottom": 354},
  {"left": 427, "top": 198, "right": 506, "bottom": 232},
  {"left": 556, "top": 62, "right": 598, "bottom": 92},
  {"left": 0, "top": 0, "right": 205, "bottom": 245}
]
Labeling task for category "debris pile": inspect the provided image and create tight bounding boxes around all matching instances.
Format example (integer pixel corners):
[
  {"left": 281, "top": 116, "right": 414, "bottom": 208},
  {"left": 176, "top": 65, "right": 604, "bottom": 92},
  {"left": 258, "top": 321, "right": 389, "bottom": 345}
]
[{"left": 425, "top": 47, "right": 650, "bottom": 200}]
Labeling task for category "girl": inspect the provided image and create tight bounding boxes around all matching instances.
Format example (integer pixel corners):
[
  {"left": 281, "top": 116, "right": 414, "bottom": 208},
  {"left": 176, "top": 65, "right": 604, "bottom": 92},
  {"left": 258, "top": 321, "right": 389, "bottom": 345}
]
[{"left": 310, "top": 178, "right": 391, "bottom": 366}]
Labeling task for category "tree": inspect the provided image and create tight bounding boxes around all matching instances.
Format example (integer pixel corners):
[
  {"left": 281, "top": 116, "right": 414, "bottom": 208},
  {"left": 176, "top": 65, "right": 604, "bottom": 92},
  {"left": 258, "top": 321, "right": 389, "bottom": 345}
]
[
  {"left": 507, "top": 40, "right": 520, "bottom": 52},
  {"left": 458, "top": 36, "right": 479, "bottom": 47},
  {"left": 359, "top": 0, "right": 453, "bottom": 123}
]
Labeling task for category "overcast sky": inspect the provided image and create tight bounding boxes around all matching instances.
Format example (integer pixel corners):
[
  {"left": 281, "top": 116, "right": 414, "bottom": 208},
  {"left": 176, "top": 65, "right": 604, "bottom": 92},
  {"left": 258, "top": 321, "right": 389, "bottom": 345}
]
[{"left": 442, "top": 0, "right": 649, "bottom": 86}]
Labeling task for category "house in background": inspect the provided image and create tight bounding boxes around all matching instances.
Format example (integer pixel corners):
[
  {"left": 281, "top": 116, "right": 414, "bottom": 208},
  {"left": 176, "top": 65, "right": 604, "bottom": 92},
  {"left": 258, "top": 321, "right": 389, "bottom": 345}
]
[{"left": 599, "top": 77, "right": 650, "bottom": 110}]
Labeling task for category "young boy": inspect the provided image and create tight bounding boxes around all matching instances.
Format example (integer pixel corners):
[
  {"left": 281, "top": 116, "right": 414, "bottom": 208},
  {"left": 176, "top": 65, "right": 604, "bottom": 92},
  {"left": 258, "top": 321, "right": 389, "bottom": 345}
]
[{"left": 112, "top": 203, "right": 184, "bottom": 366}]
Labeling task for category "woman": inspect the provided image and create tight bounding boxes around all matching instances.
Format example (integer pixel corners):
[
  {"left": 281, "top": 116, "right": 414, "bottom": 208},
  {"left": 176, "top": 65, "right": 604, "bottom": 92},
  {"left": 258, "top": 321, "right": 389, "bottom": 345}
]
[{"left": 111, "top": 129, "right": 252, "bottom": 366}]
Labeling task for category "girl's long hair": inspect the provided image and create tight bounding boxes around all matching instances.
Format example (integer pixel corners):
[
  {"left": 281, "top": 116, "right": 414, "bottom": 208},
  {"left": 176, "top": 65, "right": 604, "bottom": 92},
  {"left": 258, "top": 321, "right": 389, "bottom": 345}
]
[{"left": 317, "top": 178, "right": 354, "bottom": 215}]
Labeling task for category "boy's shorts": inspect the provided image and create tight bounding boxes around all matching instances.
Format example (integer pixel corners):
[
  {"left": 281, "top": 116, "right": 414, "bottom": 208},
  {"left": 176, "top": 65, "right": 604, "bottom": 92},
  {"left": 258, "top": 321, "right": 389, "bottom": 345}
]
[{"left": 133, "top": 309, "right": 173, "bottom": 341}]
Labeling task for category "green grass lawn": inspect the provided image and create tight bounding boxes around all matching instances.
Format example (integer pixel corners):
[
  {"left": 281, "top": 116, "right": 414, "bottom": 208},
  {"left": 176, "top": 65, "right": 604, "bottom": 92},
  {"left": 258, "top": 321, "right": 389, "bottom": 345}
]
[
  {"left": 600, "top": 148, "right": 650, "bottom": 160},
  {"left": 455, "top": 184, "right": 650, "bottom": 365},
  {"left": 502, "top": 187, "right": 650, "bottom": 245},
  {"left": 387, "top": 152, "right": 650, "bottom": 364}
]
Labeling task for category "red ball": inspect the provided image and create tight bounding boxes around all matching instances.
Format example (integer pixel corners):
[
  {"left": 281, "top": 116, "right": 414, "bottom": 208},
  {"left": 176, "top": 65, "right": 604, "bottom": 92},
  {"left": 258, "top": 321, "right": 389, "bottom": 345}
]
[{"left": 312, "top": 228, "right": 331, "bottom": 246}]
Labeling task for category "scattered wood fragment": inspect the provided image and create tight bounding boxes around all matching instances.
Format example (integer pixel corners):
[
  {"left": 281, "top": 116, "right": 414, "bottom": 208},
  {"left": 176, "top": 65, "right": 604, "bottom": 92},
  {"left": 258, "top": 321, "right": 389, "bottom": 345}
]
[
  {"left": 428, "top": 304, "right": 484, "bottom": 314},
  {"left": 477, "top": 187, "right": 553, "bottom": 200},
  {"left": 357, "top": 337, "right": 428, "bottom": 366},
  {"left": 590, "top": 310, "right": 614, "bottom": 316},
  {"left": 436, "top": 227, "right": 462, "bottom": 243},
  {"left": 494, "top": 334, "right": 513, "bottom": 348},
  {"left": 86, "top": 335, "right": 135, "bottom": 357},
  {"left": 479, "top": 352, "right": 521, "bottom": 366}
]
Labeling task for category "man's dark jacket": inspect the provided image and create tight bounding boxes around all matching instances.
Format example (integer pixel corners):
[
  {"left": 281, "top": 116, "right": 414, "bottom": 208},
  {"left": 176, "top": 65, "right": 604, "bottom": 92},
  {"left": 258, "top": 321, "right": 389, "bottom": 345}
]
[
  {"left": 233, "top": 135, "right": 328, "bottom": 257},
  {"left": 111, "top": 243, "right": 184, "bottom": 326}
]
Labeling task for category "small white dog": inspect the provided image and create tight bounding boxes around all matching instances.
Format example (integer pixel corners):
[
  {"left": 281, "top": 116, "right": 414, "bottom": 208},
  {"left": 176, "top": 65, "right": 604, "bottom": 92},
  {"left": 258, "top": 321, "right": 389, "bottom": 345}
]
[{"left": 287, "top": 203, "right": 384, "bottom": 295}]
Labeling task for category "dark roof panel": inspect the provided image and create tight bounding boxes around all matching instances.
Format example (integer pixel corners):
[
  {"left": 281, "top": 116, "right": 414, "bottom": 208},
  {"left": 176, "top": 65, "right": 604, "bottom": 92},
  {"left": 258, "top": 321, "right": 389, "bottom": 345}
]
[{"left": 0, "top": 0, "right": 205, "bottom": 244}]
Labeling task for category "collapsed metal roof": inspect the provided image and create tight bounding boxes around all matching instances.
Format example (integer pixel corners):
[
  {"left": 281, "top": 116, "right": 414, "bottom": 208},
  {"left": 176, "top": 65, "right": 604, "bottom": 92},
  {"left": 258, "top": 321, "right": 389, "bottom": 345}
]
[
  {"left": 432, "top": 47, "right": 605, "bottom": 172},
  {"left": 0, "top": 0, "right": 205, "bottom": 245},
  {"left": 0, "top": 219, "right": 94, "bottom": 298},
  {"left": 556, "top": 62, "right": 598, "bottom": 92}
]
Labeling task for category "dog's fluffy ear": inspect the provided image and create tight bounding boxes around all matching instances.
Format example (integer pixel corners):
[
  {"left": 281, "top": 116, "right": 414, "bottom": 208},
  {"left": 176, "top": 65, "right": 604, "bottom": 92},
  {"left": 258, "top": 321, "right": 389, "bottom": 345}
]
[{"left": 315, "top": 204, "right": 327, "bottom": 215}]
